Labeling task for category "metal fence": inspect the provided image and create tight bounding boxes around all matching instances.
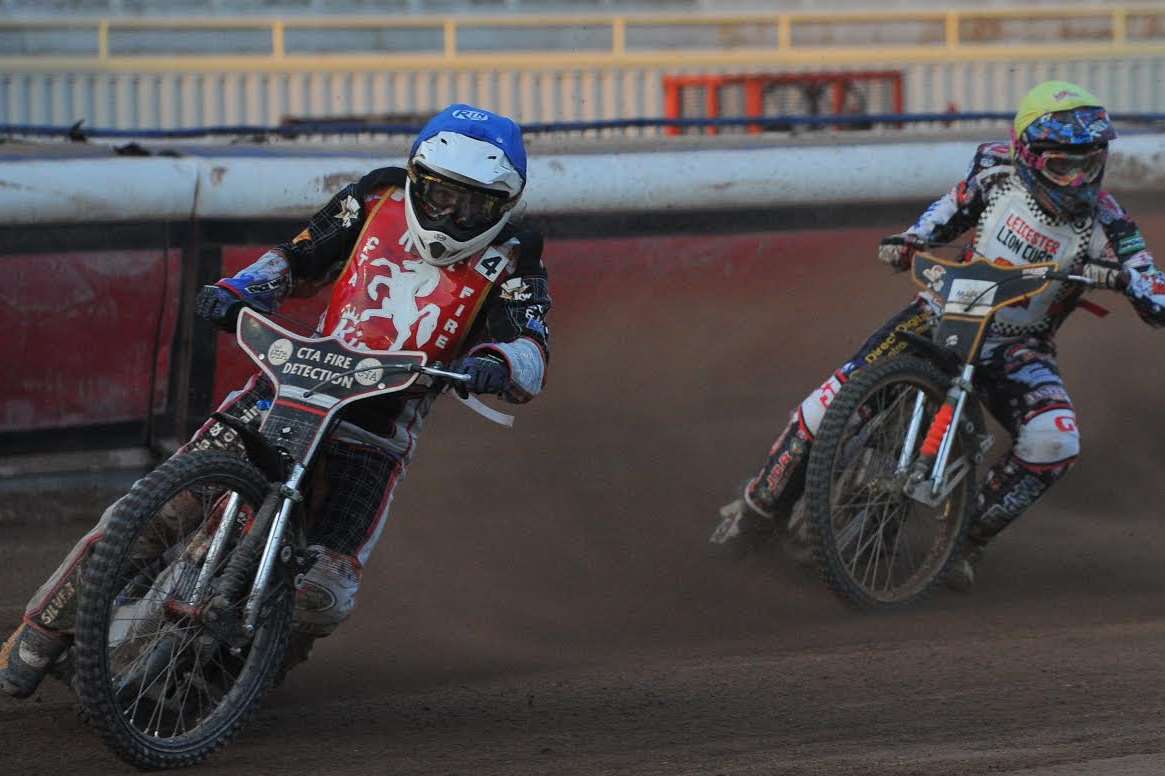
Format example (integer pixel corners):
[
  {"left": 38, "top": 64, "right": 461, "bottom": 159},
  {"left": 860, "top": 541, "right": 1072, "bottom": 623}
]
[
  {"left": 2, "top": 7, "right": 1165, "bottom": 131},
  {"left": 0, "top": 0, "right": 1138, "bottom": 16}
]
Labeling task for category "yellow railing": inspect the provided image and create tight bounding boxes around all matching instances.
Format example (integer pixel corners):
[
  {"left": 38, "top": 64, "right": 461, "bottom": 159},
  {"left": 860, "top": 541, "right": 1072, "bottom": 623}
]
[{"left": 1, "top": 5, "right": 1164, "bottom": 71}]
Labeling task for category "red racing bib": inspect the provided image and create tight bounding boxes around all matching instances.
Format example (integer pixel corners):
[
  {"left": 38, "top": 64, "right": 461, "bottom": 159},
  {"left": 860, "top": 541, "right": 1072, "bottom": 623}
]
[{"left": 322, "top": 191, "right": 511, "bottom": 362}]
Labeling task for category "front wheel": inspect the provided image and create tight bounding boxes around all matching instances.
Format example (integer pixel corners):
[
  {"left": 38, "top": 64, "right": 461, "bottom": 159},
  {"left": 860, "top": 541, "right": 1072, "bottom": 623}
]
[
  {"left": 804, "top": 356, "right": 979, "bottom": 609},
  {"left": 75, "top": 451, "right": 293, "bottom": 770}
]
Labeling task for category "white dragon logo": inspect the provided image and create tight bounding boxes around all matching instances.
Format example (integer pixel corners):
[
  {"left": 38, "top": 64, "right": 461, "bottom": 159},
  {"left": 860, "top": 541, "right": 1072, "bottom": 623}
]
[{"left": 355, "top": 258, "right": 443, "bottom": 350}]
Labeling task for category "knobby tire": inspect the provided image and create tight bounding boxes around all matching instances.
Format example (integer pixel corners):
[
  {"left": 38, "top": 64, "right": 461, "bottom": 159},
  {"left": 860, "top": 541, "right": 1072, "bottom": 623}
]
[
  {"left": 74, "top": 451, "right": 292, "bottom": 770},
  {"left": 804, "top": 356, "right": 978, "bottom": 610}
]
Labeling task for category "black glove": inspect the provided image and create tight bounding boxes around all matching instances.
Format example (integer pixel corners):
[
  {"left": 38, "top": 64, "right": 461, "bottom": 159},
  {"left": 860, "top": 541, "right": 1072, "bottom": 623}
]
[
  {"left": 453, "top": 353, "right": 510, "bottom": 399},
  {"left": 196, "top": 284, "right": 246, "bottom": 332}
]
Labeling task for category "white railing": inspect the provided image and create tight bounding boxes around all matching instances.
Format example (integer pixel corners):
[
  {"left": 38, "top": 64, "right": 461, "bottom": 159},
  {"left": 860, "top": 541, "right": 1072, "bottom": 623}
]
[
  {"left": 3, "top": 7, "right": 1165, "bottom": 62},
  {"left": 2, "top": 7, "right": 1165, "bottom": 130}
]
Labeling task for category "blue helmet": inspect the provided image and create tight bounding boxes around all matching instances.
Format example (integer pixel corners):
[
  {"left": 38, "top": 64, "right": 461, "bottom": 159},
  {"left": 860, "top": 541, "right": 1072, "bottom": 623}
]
[{"left": 404, "top": 105, "right": 528, "bottom": 266}]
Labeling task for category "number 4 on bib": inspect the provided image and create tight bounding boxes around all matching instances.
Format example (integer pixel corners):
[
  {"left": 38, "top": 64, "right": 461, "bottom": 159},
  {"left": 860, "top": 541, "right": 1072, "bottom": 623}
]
[{"left": 474, "top": 250, "right": 509, "bottom": 281}]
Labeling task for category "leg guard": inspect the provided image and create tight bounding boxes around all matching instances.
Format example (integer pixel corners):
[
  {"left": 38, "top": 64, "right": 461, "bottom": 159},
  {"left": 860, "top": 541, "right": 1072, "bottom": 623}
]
[
  {"left": 971, "top": 339, "right": 1079, "bottom": 544},
  {"left": 969, "top": 452, "right": 1076, "bottom": 544},
  {"left": 180, "top": 374, "right": 273, "bottom": 456},
  {"left": 276, "top": 431, "right": 404, "bottom": 680},
  {"left": 20, "top": 375, "right": 272, "bottom": 638},
  {"left": 0, "top": 621, "right": 70, "bottom": 698},
  {"left": 289, "top": 439, "right": 403, "bottom": 644},
  {"left": 306, "top": 439, "right": 405, "bottom": 567},
  {"left": 23, "top": 498, "right": 119, "bottom": 635},
  {"left": 745, "top": 412, "right": 813, "bottom": 519}
]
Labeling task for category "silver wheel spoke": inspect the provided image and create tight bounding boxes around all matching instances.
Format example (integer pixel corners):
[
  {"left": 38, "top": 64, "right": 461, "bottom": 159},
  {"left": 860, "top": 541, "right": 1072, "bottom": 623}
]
[
  {"left": 837, "top": 507, "right": 870, "bottom": 558},
  {"left": 106, "top": 481, "right": 261, "bottom": 743},
  {"left": 828, "top": 376, "right": 968, "bottom": 602}
]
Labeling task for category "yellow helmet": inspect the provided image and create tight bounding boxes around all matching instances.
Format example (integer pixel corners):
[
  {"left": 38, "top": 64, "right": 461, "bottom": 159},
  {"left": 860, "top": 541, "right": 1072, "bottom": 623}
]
[
  {"left": 1011, "top": 81, "right": 1116, "bottom": 218},
  {"left": 1013, "top": 80, "right": 1105, "bottom": 139}
]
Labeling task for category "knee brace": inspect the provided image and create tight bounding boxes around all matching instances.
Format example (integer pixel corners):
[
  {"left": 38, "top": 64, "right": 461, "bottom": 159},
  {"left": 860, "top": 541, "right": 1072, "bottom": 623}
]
[
  {"left": 1014, "top": 408, "right": 1080, "bottom": 467},
  {"left": 798, "top": 371, "right": 848, "bottom": 439}
]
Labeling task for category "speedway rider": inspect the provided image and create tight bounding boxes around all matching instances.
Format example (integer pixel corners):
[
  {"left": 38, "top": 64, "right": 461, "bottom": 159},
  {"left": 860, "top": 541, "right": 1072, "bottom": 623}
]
[
  {"left": 709, "top": 81, "right": 1165, "bottom": 590},
  {"left": 0, "top": 104, "right": 551, "bottom": 698}
]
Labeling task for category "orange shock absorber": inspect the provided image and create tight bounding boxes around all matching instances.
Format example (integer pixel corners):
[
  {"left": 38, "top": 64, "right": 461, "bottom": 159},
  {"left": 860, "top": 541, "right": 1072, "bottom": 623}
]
[{"left": 921, "top": 403, "right": 954, "bottom": 458}]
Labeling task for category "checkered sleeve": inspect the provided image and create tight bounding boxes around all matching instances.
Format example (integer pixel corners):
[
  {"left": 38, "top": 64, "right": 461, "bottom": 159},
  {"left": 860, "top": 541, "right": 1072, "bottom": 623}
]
[
  {"left": 469, "top": 228, "right": 551, "bottom": 403},
  {"left": 907, "top": 142, "right": 1009, "bottom": 246},
  {"left": 1096, "top": 191, "right": 1165, "bottom": 327}
]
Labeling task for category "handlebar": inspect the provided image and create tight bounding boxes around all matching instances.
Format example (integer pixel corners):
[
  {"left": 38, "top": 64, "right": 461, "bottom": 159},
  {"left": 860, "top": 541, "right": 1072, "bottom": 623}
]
[
  {"left": 880, "top": 235, "right": 945, "bottom": 249},
  {"left": 407, "top": 363, "right": 471, "bottom": 382},
  {"left": 303, "top": 361, "right": 469, "bottom": 398},
  {"left": 1044, "top": 269, "right": 1096, "bottom": 286}
]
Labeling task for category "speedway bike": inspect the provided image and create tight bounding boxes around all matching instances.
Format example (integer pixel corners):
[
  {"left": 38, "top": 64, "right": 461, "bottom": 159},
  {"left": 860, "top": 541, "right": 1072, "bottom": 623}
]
[
  {"left": 801, "top": 243, "right": 1094, "bottom": 609},
  {"left": 73, "top": 307, "right": 470, "bottom": 769}
]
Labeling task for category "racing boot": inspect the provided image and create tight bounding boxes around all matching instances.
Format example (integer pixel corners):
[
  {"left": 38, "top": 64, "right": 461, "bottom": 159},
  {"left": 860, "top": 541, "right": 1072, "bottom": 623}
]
[
  {"left": 708, "top": 498, "right": 776, "bottom": 560},
  {"left": 780, "top": 496, "right": 814, "bottom": 566},
  {"left": 0, "top": 622, "right": 71, "bottom": 699},
  {"left": 274, "top": 630, "right": 317, "bottom": 688},
  {"left": 946, "top": 539, "right": 987, "bottom": 593},
  {"left": 711, "top": 413, "right": 812, "bottom": 561},
  {"left": 946, "top": 451, "right": 1071, "bottom": 592}
]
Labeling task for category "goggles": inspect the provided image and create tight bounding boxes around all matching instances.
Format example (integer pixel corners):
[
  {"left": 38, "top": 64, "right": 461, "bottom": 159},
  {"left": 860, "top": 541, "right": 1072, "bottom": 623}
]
[
  {"left": 409, "top": 167, "right": 511, "bottom": 233},
  {"left": 1030, "top": 145, "right": 1107, "bottom": 187}
]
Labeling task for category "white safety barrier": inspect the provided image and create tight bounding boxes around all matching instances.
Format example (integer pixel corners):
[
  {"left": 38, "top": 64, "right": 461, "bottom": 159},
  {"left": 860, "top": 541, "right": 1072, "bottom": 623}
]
[
  {"left": 0, "top": 157, "right": 199, "bottom": 224},
  {"left": 1, "top": 135, "right": 1164, "bottom": 225}
]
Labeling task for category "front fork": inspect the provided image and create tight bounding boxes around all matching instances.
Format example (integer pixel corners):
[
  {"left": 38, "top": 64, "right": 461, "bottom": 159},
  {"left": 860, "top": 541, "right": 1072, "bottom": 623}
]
[
  {"left": 900, "top": 364, "right": 977, "bottom": 505},
  {"left": 241, "top": 463, "right": 306, "bottom": 634},
  {"left": 189, "top": 492, "right": 242, "bottom": 605},
  {"left": 928, "top": 364, "right": 975, "bottom": 494},
  {"left": 184, "top": 464, "right": 308, "bottom": 638}
]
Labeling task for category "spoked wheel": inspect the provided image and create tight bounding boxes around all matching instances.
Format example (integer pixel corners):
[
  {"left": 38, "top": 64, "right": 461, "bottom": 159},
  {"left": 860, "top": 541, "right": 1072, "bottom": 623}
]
[
  {"left": 75, "top": 451, "right": 293, "bottom": 770},
  {"left": 805, "top": 356, "right": 977, "bottom": 609}
]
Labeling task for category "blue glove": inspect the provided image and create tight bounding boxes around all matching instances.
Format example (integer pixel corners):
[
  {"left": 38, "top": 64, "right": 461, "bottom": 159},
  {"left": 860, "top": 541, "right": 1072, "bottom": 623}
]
[
  {"left": 195, "top": 284, "right": 246, "bottom": 332},
  {"left": 453, "top": 353, "right": 510, "bottom": 398}
]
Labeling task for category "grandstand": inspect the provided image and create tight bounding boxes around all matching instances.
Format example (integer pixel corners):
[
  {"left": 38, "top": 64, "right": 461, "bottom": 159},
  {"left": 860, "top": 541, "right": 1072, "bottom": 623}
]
[{"left": 1, "top": 3, "right": 1163, "bottom": 135}]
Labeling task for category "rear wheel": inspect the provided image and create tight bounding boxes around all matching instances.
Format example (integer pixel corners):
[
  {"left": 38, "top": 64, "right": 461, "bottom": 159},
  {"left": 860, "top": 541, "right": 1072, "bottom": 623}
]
[
  {"left": 804, "top": 356, "right": 978, "bottom": 609},
  {"left": 75, "top": 451, "right": 292, "bottom": 770}
]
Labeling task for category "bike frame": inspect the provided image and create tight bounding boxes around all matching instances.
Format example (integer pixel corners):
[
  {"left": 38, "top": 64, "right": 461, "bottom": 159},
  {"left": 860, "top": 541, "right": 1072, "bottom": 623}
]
[
  {"left": 898, "top": 253, "right": 1065, "bottom": 505},
  {"left": 225, "top": 309, "right": 463, "bottom": 632}
]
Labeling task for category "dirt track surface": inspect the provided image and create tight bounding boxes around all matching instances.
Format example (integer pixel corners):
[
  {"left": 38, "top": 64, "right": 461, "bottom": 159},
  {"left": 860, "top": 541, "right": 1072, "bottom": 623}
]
[{"left": 5, "top": 216, "right": 1165, "bottom": 774}]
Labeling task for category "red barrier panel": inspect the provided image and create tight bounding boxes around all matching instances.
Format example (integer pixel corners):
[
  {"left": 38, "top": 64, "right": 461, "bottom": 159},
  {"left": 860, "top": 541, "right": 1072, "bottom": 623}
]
[
  {"left": 210, "top": 214, "right": 1165, "bottom": 409},
  {"left": 7, "top": 208, "right": 1165, "bottom": 448},
  {"left": 209, "top": 229, "right": 868, "bottom": 406},
  {"left": 0, "top": 249, "right": 180, "bottom": 434}
]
